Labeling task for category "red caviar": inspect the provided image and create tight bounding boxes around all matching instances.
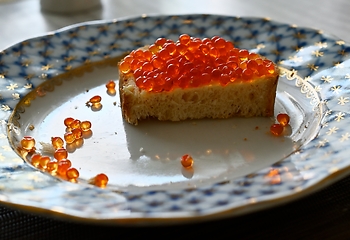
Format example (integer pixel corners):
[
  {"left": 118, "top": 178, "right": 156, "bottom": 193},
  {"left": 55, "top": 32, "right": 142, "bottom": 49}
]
[
  {"left": 92, "top": 173, "right": 109, "bottom": 188},
  {"left": 46, "top": 161, "right": 59, "bottom": 173},
  {"left": 270, "top": 124, "right": 284, "bottom": 136},
  {"left": 70, "top": 119, "right": 81, "bottom": 130},
  {"left": 21, "top": 116, "right": 96, "bottom": 184},
  {"left": 72, "top": 128, "right": 83, "bottom": 139},
  {"left": 64, "top": 132, "right": 75, "bottom": 144},
  {"left": 54, "top": 148, "right": 68, "bottom": 161},
  {"left": 20, "top": 136, "right": 36, "bottom": 151},
  {"left": 80, "top": 121, "right": 92, "bottom": 131},
  {"left": 39, "top": 156, "right": 51, "bottom": 169},
  {"left": 64, "top": 117, "right": 75, "bottom": 127},
  {"left": 181, "top": 154, "right": 194, "bottom": 168},
  {"left": 57, "top": 159, "right": 72, "bottom": 176},
  {"left": 66, "top": 167, "right": 79, "bottom": 181},
  {"left": 106, "top": 80, "right": 116, "bottom": 90},
  {"left": 277, "top": 113, "right": 290, "bottom": 127},
  {"left": 30, "top": 153, "right": 41, "bottom": 167},
  {"left": 118, "top": 34, "right": 276, "bottom": 92},
  {"left": 89, "top": 95, "right": 102, "bottom": 104},
  {"left": 270, "top": 113, "right": 291, "bottom": 136},
  {"left": 106, "top": 80, "right": 116, "bottom": 95},
  {"left": 51, "top": 137, "right": 64, "bottom": 149}
]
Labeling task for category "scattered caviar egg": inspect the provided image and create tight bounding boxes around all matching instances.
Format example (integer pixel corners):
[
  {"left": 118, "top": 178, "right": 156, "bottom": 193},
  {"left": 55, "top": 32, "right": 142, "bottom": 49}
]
[
  {"left": 25, "top": 116, "right": 97, "bottom": 184},
  {"left": 118, "top": 35, "right": 277, "bottom": 93},
  {"left": 106, "top": 80, "right": 116, "bottom": 90},
  {"left": 64, "top": 132, "right": 75, "bottom": 144},
  {"left": 106, "top": 80, "right": 116, "bottom": 95},
  {"left": 80, "top": 121, "right": 92, "bottom": 131},
  {"left": 20, "top": 136, "right": 36, "bottom": 151},
  {"left": 30, "top": 153, "right": 41, "bottom": 167},
  {"left": 270, "top": 124, "right": 284, "bottom": 136},
  {"left": 51, "top": 137, "right": 64, "bottom": 149},
  {"left": 70, "top": 119, "right": 81, "bottom": 130},
  {"left": 64, "top": 117, "right": 75, "bottom": 127},
  {"left": 91, "top": 173, "right": 109, "bottom": 188},
  {"left": 66, "top": 167, "right": 80, "bottom": 181},
  {"left": 72, "top": 128, "right": 83, "bottom": 139},
  {"left": 277, "top": 113, "right": 290, "bottom": 127},
  {"left": 88, "top": 96, "right": 103, "bottom": 111},
  {"left": 89, "top": 95, "right": 102, "bottom": 104},
  {"left": 54, "top": 148, "right": 68, "bottom": 161},
  {"left": 39, "top": 155, "right": 51, "bottom": 169},
  {"left": 57, "top": 159, "right": 72, "bottom": 176},
  {"left": 181, "top": 154, "right": 194, "bottom": 168},
  {"left": 47, "top": 161, "right": 59, "bottom": 173}
]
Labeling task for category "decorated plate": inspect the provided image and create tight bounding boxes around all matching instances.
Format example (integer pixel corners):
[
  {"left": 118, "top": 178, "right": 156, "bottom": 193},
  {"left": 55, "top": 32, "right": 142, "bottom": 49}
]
[{"left": 1, "top": 14, "right": 350, "bottom": 225}]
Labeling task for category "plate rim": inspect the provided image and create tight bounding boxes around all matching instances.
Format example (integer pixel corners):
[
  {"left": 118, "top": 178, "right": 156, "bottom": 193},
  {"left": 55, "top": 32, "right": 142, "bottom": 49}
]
[{"left": 1, "top": 13, "right": 349, "bottom": 225}]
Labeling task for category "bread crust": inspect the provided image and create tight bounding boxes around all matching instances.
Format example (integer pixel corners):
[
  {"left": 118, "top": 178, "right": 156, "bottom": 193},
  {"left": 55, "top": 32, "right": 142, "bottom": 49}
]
[{"left": 119, "top": 63, "right": 279, "bottom": 125}]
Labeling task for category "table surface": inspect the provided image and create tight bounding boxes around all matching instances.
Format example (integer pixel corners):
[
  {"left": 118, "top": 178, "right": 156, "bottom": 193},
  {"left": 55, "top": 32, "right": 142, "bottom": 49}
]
[{"left": 2, "top": 0, "right": 350, "bottom": 239}]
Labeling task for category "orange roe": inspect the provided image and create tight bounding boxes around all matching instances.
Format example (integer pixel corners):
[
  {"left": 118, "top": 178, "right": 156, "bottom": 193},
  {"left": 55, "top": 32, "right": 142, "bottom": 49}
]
[
  {"left": 106, "top": 80, "right": 116, "bottom": 95},
  {"left": 89, "top": 95, "right": 102, "bottom": 104},
  {"left": 277, "top": 113, "right": 290, "bottom": 127},
  {"left": 106, "top": 80, "right": 116, "bottom": 90},
  {"left": 70, "top": 119, "right": 81, "bottom": 130},
  {"left": 54, "top": 148, "right": 68, "bottom": 161},
  {"left": 20, "top": 136, "right": 36, "bottom": 151},
  {"left": 39, "top": 156, "right": 51, "bottom": 169},
  {"left": 93, "top": 173, "right": 109, "bottom": 188},
  {"left": 270, "top": 124, "right": 284, "bottom": 136},
  {"left": 21, "top": 117, "right": 96, "bottom": 184},
  {"left": 270, "top": 113, "right": 291, "bottom": 136},
  {"left": 51, "top": 137, "right": 64, "bottom": 149},
  {"left": 64, "top": 117, "right": 75, "bottom": 127},
  {"left": 118, "top": 34, "right": 276, "bottom": 92},
  {"left": 80, "top": 121, "right": 92, "bottom": 131},
  {"left": 46, "top": 161, "right": 59, "bottom": 173},
  {"left": 181, "top": 154, "right": 194, "bottom": 168},
  {"left": 64, "top": 132, "right": 75, "bottom": 144},
  {"left": 30, "top": 153, "right": 41, "bottom": 167},
  {"left": 72, "top": 128, "right": 83, "bottom": 139},
  {"left": 57, "top": 159, "right": 72, "bottom": 176},
  {"left": 66, "top": 167, "right": 79, "bottom": 181}
]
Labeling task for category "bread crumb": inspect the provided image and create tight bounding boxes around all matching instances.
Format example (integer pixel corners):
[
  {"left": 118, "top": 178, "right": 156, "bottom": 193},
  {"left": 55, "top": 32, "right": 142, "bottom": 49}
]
[{"left": 39, "top": 141, "right": 55, "bottom": 154}]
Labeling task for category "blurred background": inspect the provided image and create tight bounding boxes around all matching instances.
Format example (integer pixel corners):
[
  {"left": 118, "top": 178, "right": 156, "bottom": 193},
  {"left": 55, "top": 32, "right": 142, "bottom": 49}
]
[{"left": 1, "top": 0, "right": 350, "bottom": 50}]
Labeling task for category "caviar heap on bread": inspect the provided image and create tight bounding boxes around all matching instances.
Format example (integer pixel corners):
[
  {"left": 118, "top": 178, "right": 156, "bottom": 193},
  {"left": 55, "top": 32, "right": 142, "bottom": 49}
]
[{"left": 118, "top": 34, "right": 279, "bottom": 125}]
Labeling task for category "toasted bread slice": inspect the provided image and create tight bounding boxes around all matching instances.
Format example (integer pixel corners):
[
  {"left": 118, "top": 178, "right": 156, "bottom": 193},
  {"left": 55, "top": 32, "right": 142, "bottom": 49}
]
[{"left": 118, "top": 35, "right": 279, "bottom": 125}]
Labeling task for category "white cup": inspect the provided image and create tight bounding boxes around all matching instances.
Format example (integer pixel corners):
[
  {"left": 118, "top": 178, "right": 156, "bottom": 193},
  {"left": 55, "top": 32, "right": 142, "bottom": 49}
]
[{"left": 40, "top": 0, "right": 101, "bottom": 14}]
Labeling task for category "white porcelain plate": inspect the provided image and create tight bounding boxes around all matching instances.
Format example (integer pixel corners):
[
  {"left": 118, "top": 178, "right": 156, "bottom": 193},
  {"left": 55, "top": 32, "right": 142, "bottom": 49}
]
[{"left": 1, "top": 14, "right": 350, "bottom": 225}]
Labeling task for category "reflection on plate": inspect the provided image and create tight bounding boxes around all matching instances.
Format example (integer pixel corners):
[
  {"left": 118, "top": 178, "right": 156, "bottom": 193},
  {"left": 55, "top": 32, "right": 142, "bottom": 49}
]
[{"left": 1, "top": 14, "right": 350, "bottom": 225}]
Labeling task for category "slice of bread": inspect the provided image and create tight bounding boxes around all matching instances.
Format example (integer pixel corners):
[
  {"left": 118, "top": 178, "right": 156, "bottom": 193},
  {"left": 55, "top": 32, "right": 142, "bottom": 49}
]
[{"left": 118, "top": 35, "right": 279, "bottom": 125}]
